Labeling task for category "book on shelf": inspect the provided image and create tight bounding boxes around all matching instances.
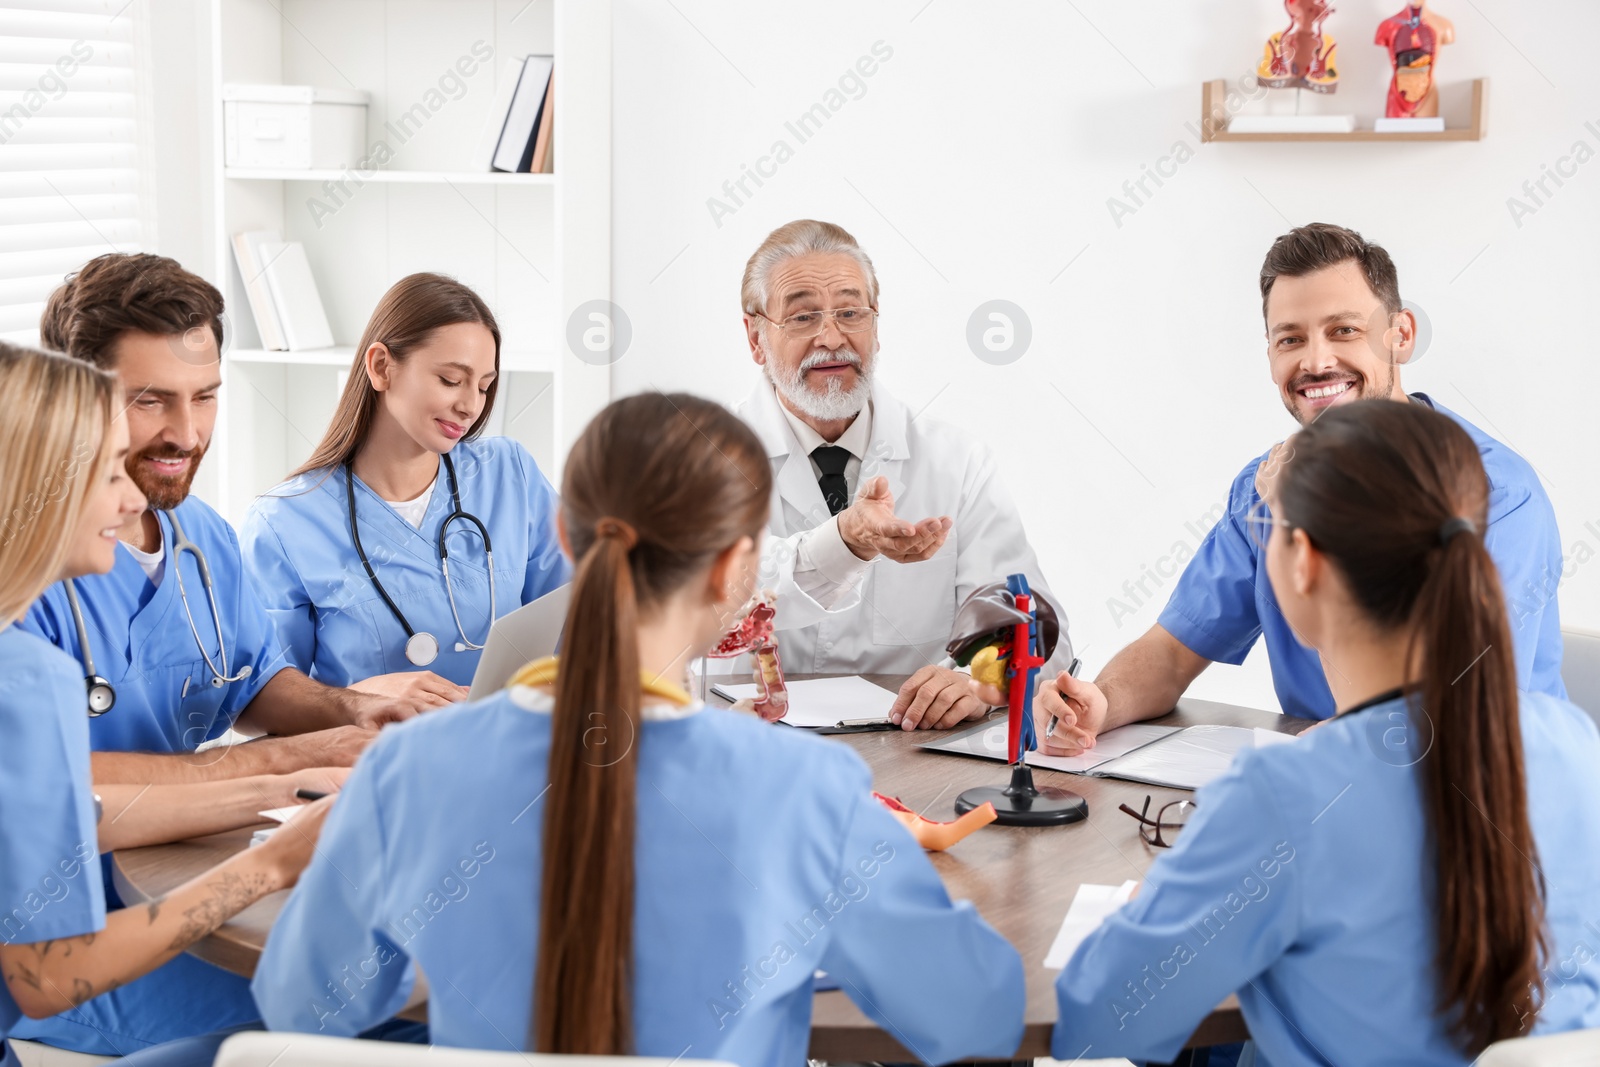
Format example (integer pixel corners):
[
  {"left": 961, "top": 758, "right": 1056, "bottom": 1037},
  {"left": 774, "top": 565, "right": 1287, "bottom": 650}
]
[
  {"left": 231, "top": 230, "right": 289, "bottom": 351},
  {"left": 527, "top": 74, "right": 554, "bottom": 173},
  {"left": 253, "top": 240, "right": 335, "bottom": 351},
  {"left": 483, "top": 54, "right": 554, "bottom": 174}
]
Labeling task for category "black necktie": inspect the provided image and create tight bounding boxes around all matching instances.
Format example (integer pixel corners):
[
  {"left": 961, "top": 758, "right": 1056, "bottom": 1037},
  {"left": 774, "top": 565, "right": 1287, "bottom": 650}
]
[{"left": 812, "top": 446, "right": 851, "bottom": 516}]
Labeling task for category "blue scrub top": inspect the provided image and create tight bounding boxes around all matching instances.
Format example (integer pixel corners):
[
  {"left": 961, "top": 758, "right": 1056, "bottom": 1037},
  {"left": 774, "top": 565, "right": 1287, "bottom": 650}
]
[
  {"left": 20, "top": 497, "right": 288, "bottom": 754},
  {"left": 253, "top": 694, "right": 1025, "bottom": 1066},
  {"left": 241, "top": 436, "right": 570, "bottom": 688},
  {"left": 0, "top": 627, "right": 104, "bottom": 1038},
  {"left": 1158, "top": 394, "right": 1566, "bottom": 719},
  {"left": 1052, "top": 690, "right": 1600, "bottom": 1065}
]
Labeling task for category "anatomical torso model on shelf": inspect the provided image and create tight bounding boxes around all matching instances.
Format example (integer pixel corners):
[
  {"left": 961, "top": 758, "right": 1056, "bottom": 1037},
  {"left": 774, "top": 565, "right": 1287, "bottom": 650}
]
[{"left": 1375, "top": 2, "right": 1455, "bottom": 118}]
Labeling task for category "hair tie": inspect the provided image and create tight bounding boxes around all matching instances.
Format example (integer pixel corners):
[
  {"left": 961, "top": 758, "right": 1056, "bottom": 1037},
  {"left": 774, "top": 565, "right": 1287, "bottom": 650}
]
[
  {"left": 593, "top": 517, "right": 639, "bottom": 550},
  {"left": 1438, "top": 517, "right": 1476, "bottom": 545}
]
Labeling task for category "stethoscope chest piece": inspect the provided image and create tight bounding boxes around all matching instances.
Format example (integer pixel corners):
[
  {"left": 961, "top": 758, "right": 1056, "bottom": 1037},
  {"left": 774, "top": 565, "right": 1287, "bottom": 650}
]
[
  {"left": 212, "top": 664, "right": 252, "bottom": 689},
  {"left": 405, "top": 632, "right": 441, "bottom": 667},
  {"left": 86, "top": 676, "right": 115, "bottom": 717}
]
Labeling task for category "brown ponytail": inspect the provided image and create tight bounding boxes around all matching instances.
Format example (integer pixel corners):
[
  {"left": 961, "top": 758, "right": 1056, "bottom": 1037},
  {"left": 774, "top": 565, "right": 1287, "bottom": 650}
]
[
  {"left": 534, "top": 393, "right": 771, "bottom": 1054},
  {"left": 1277, "top": 400, "right": 1546, "bottom": 1053}
]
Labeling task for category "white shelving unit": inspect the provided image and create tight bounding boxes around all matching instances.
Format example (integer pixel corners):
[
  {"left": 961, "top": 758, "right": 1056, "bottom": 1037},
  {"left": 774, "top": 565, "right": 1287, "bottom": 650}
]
[{"left": 198, "top": 0, "right": 610, "bottom": 525}]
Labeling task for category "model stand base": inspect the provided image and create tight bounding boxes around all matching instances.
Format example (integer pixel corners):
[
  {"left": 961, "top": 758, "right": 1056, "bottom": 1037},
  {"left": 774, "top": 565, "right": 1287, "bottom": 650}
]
[{"left": 955, "top": 764, "right": 1087, "bottom": 827}]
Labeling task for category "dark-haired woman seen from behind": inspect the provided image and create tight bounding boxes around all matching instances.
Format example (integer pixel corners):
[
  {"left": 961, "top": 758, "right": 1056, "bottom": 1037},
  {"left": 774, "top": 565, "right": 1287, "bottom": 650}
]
[
  {"left": 1053, "top": 400, "right": 1600, "bottom": 1064},
  {"left": 242, "top": 273, "right": 569, "bottom": 707},
  {"left": 252, "top": 392, "right": 1024, "bottom": 1064}
]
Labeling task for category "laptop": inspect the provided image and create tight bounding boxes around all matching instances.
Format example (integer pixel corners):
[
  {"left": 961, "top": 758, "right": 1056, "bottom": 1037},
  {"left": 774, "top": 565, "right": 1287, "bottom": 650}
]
[{"left": 467, "top": 583, "right": 571, "bottom": 700}]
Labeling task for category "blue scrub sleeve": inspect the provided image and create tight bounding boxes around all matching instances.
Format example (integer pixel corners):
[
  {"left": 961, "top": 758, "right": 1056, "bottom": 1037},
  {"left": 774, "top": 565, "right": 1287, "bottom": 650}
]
[
  {"left": 516, "top": 445, "right": 572, "bottom": 603},
  {"left": 252, "top": 738, "right": 414, "bottom": 1036},
  {"left": 1156, "top": 469, "right": 1264, "bottom": 666},
  {"left": 1052, "top": 754, "right": 1300, "bottom": 1062},
  {"left": 818, "top": 791, "right": 1025, "bottom": 1065},
  {"left": 0, "top": 656, "right": 105, "bottom": 947},
  {"left": 1484, "top": 481, "right": 1563, "bottom": 695},
  {"left": 217, "top": 526, "right": 292, "bottom": 730},
  {"left": 239, "top": 509, "right": 319, "bottom": 677}
]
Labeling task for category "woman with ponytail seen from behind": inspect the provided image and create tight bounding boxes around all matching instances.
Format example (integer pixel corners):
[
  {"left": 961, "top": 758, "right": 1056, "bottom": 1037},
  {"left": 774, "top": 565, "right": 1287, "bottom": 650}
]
[
  {"left": 1053, "top": 400, "right": 1600, "bottom": 1065},
  {"left": 252, "top": 392, "right": 1025, "bottom": 1065}
]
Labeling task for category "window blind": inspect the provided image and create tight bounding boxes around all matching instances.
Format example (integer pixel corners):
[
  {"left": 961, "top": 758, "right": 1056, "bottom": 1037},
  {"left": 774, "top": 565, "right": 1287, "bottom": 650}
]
[{"left": 0, "top": 0, "right": 145, "bottom": 344}]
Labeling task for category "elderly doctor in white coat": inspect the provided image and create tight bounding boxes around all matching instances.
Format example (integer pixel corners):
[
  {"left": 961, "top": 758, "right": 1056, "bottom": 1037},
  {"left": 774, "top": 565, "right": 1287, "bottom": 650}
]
[{"left": 735, "top": 219, "right": 1073, "bottom": 730}]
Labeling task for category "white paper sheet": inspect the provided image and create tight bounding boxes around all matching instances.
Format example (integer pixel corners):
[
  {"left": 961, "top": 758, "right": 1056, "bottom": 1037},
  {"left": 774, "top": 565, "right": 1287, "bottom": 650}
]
[
  {"left": 258, "top": 806, "right": 301, "bottom": 824},
  {"left": 917, "top": 719, "right": 1179, "bottom": 772},
  {"left": 1253, "top": 726, "right": 1297, "bottom": 749},
  {"left": 1028, "top": 723, "right": 1182, "bottom": 773},
  {"left": 711, "top": 675, "right": 895, "bottom": 728},
  {"left": 1044, "top": 880, "right": 1139, "bottom": 969},
  {"left": 1096, "top": 724, "right": 1261, "bottom": 791}
]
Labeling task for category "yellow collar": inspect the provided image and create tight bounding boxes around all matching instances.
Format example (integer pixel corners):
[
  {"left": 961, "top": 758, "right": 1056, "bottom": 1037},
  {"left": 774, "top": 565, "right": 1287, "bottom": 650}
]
[{"left": 507, "top": 656, "right": 694, "bottom": 707}]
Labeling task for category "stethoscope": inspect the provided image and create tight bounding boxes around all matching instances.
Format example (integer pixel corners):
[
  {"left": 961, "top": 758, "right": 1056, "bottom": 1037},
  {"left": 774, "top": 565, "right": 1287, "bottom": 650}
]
[
  {"left": 345, "top": 452, "right": 496, "bottom": 667},
  {"left": 65, "top": 582, "right": 114, "bottom": 716},
  {"left": 65, "top": 509, "right": 253, "bottom": 716}
]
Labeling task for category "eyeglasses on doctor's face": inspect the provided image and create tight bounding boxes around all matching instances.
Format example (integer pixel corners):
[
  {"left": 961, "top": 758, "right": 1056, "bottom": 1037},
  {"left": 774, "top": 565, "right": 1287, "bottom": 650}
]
[
  {"left": 752, "top": 307, "right": 878, "bottom": 339},
  {"left": 1119, "top": 794, "right": 1194, "bottom": 849}
]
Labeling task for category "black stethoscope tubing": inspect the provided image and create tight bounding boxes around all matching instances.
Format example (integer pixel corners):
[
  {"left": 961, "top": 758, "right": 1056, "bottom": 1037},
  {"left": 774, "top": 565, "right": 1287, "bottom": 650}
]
[{"left": 345, "top": 452, "right": 495, "bottom": 666}]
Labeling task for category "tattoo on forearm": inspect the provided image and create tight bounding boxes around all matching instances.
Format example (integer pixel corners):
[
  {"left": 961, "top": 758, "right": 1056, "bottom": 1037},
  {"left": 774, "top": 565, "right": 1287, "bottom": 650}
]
[
  {"left": 7, "top": 959, "right": 43, "bottom": 992},
  {"left": 146, "top": 900, "right": 162, "bottom": 924},
  {"left": 70, "top": 976, "right": 93, "bottom": 1006},
  {"left": 167, "top": 870, "right": 269, "bottom": 952}
]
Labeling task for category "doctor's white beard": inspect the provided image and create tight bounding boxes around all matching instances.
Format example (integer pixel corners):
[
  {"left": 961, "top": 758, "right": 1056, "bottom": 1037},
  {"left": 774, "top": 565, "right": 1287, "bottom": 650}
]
[{"left": 766, "top": 347, "right": 873, "bottom": 423}]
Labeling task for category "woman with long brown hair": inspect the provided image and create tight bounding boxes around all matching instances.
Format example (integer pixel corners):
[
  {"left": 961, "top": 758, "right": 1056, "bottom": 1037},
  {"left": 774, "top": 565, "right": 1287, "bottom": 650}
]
[
  {"left": 1053, "top": 400, "right": 1600, "bottom": 1063},
  {"left": 242, "top": 273, "right": 569, "bottom": 705},
  {"left": 253, "top": 392, "right": 1026, "bottom": 1063}
]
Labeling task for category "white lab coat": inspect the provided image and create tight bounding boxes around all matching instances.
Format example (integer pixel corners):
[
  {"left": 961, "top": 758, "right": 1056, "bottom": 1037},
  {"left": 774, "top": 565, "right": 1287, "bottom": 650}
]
[{"left": 736, "top": 379, "right": 1073, "bottom": 677}]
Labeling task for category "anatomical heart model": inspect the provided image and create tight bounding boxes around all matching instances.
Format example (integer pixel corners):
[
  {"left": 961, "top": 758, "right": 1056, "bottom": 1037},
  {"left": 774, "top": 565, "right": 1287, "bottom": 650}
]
[
  {"left": 709, "top": 591, "right": 789, "bottom": 722},
  {"left": 1258, "top": 0, "right": 1340, "bottom": 93},
  {"left": 1376, "top": 3, "right": 1455, "bottom": 119}
]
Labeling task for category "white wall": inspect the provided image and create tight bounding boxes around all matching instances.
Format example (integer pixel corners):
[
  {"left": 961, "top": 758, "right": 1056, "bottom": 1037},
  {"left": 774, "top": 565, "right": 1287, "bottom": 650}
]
[{"left": 610, "top": 0, "right": 1600, "bottom": 712}]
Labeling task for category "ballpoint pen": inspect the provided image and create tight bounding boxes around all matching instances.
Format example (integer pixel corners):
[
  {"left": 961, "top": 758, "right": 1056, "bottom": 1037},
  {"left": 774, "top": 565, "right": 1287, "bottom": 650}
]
[{"left": 1045, "top": 657, "right": 1083, "bottom": 739}]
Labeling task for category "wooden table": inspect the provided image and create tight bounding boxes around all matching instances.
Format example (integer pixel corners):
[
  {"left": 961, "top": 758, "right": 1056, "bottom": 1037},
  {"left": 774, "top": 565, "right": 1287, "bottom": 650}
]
[{"left": 113, "top": 676, "right": 1312, "bottom": 1061}]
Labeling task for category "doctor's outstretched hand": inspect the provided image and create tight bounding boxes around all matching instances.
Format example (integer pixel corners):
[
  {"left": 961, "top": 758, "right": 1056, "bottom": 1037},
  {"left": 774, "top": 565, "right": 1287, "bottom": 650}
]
[
  {"left": 838, "top": 475, "right": 952, "bottom": 564},
  {"left": 351, "top": 670, "right": 471, "bottom": 714},
  {"left": 1035, "top": 670, "right": 1109, "bottom": 756}
]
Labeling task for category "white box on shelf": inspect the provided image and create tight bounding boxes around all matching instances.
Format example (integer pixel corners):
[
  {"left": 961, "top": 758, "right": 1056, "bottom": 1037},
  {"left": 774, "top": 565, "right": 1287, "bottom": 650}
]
[
  {"left": 223, "top": 84, "right": 369, "bottom": 169},
  {"left": 1375, "top": 116, "right": 1445, "bottom": 133},
  {"left": 1227, "top": 114, "right": 1357, "bottom": 134}
]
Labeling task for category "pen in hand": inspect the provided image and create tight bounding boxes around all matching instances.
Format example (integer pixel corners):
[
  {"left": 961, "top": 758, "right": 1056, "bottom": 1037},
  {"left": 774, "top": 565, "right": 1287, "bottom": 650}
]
[
  {"left": 1045, "top": 657, "right": 1083, "bottom": 740},
  {"left": 294, "top": 789, "right": 328, "bottom": 802}
]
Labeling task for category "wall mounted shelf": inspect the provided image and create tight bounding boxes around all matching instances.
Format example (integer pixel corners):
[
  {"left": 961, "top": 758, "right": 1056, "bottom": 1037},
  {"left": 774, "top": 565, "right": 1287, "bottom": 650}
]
[{"left": 1200, "top": 78, "right": 1487, "bottom": 142}]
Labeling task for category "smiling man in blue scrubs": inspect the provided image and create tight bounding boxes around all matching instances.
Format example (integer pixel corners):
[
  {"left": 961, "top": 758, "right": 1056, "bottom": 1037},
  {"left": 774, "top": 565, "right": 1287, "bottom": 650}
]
[
  {"left": 1036, "top": 223, "right": 1564, "bottom": 744},
  {"left": 9, "top": 254, "right": 426, "bottom": 1058}
]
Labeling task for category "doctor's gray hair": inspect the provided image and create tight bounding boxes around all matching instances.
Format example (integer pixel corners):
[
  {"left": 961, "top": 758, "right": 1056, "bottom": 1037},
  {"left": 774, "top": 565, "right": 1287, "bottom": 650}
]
[{"left": 740, "top": 219, "right": 880, "bottom": 316}]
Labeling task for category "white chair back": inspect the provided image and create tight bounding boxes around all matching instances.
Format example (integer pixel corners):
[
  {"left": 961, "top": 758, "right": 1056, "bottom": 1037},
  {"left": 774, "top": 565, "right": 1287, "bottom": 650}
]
[
  {"left": 1560, "top": 628, "right": 1600, "bottom": 731},
  {"left": 1476, "top": 1026, "right": 1600, "bottom": 1065},
  {"left": 216, "top": 1032, "right": 736, "bottom": 1067}
]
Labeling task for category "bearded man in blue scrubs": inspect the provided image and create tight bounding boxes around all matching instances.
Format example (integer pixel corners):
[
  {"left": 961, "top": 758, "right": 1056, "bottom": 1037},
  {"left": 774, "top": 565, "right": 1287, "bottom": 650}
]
[
  {"left": 9, "top": 253, "right": 427, "bottom": 1057},
  {"left": 1036, "top": 222, "right": 1564, "bottom": 746}
]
